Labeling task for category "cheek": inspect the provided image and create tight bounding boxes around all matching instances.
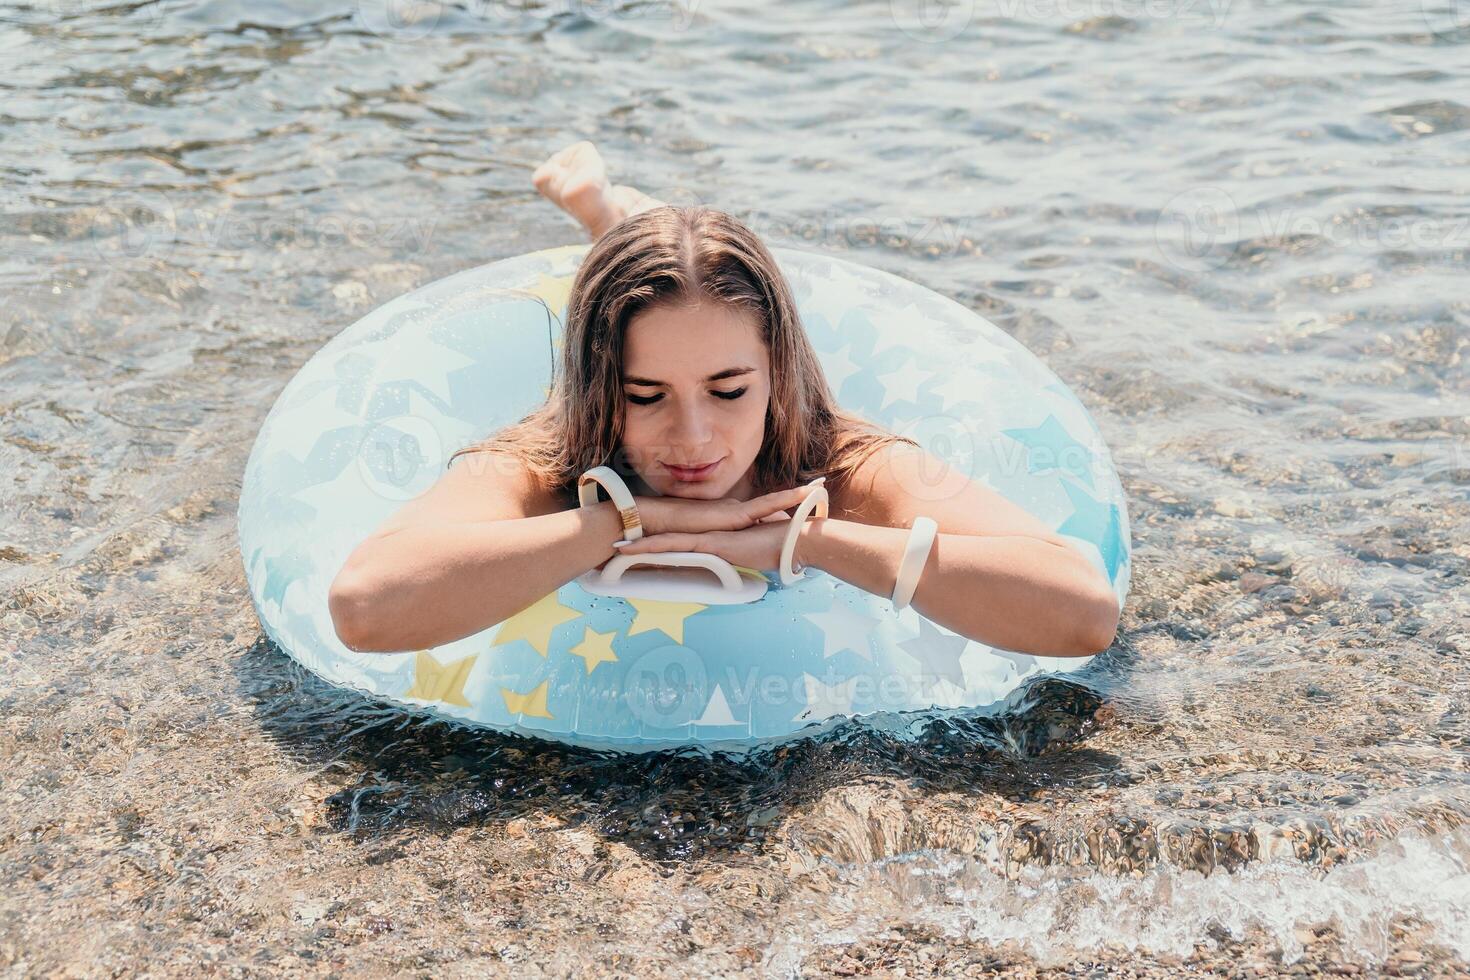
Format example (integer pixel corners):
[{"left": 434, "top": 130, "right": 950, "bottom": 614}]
[
  {"left": 619, "top": 415, "right": 656, "bottom": 465},
  {"left": 734, "top": 394, "right": 769, "bottom": 449}
]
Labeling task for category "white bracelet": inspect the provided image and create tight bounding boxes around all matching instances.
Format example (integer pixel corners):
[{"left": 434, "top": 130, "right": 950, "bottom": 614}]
[
  {"left": 778, "top": 479, "right": 829, "bottom": 585},
  {"left": 891, "top": 516, "right": 938, "bottom": 610},
  {"left": 576, "top": 465, "right": 644, "bottom": 542}
]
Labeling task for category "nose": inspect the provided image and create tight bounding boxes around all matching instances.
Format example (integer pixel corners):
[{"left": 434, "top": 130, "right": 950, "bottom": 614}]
[{"left": 667, "top": 398, "right": 715, "bottom": 462}]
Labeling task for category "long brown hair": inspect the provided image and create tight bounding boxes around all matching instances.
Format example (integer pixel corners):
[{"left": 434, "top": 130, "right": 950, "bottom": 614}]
[{"left": 447, "top": 205, "right": 915, "bottom": 502}]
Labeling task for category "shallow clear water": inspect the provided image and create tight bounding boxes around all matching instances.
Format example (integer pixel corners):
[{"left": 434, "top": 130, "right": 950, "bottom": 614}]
[{"left": 2, "top": 0, "right": 1467, "bottom": 974}]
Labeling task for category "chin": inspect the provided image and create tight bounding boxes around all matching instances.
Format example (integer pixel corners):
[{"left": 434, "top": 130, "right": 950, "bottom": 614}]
[{"left": 659, "top": 480, "right": 726, "bottom": 499}]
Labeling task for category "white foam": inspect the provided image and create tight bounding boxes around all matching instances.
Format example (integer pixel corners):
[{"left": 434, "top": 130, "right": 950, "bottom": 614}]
[{"left": 768, "top": 826, "right": 1470, "bottom": 970}]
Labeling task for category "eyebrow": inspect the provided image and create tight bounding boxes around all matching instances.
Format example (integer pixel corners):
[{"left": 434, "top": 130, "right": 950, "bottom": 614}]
[{"left": 623, "top": 366, "right": 756, "bottom": 387}]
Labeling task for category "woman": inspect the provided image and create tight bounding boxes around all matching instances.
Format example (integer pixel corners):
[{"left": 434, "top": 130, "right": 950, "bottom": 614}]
[{"left": 328, "top": 142, "right": 1119, "bottom": 657}]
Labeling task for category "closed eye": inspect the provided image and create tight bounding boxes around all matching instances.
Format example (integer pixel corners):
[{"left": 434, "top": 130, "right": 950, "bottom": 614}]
[{"left": 625, "top": 386, "right": 748, "bottom": 406}]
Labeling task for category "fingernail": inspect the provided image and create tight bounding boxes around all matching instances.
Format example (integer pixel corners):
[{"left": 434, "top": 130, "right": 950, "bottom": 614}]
[{"left": 612, "top": 539, "right": 630, "bottom": 548}]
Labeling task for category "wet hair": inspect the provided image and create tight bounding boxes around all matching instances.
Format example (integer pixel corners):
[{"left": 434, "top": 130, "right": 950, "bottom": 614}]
[{"left": 447, "top": 205, "right": 915, "bottom": 502}]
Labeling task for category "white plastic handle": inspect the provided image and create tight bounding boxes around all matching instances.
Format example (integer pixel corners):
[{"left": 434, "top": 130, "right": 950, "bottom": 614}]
[
  {"left": 779, "top": 481, "right": 830, "bottom": 585},
  {"left": 596, "top": 551, "right": 745, "bottom": 593}
]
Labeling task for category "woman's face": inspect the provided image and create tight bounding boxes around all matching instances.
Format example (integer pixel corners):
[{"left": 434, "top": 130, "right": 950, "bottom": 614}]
[{"left": 619, "top": 296, "right": 771, "bottom": 500}]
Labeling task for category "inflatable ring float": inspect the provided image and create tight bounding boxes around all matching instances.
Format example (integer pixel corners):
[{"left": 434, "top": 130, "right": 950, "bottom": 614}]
[{"left": 238, "top": 244, "right": 1131, "bottom": 752}]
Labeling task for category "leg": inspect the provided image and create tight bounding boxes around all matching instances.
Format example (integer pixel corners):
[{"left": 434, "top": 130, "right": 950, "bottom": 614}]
[
  {"left": 532, "top": 141, "right": 667, "bottom": 241},
  {"left": 608, "top": 184, "right": 666, "bottom": 223}
]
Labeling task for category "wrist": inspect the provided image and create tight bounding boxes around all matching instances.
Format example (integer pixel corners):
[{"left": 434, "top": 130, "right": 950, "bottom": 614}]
[{"left": 796, "top": 517, "right": 832, "bottom": 572}]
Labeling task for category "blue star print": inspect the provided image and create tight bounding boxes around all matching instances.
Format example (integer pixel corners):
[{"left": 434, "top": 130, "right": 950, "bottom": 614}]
[
  {"left": 1003, "top": 414, "right": 1095, "bottom": 489},
  {"left": 1057, "top": 480, "right": 1126, "bottom": 582}
]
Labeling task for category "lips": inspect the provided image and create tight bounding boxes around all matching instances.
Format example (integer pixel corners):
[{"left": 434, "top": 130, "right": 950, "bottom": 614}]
[{"left": 663, "top": 458, "right": 723, "bottom": 481}]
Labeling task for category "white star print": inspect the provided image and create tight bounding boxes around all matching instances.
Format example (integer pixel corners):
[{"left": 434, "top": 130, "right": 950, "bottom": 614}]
[
  {"left": 820, "top": 342, "right": 865, "bottom": 399},
  {"left": 927, "top": 368, "right": 1004, "bottom": 411},
  {"left": 319, "top": 331, "right": 476, "bottom": 403},
  {"left": 876, "top": 357, "right": 934, "bottom": 412},
  {"left": 694, "top": 684, "right": 741, "bottom": 726},
  {"left": 792, "top": 673, "right": 860, "bottom": 724},
  {"left": 990, "top": 649, "right": 1039, "bottom": 677},
  {"left": 803, "top": 601, "right": 883, "bottom": 662},
  {"left": 268, "top": 382, "right": 365, "bottom": 464},
  {"left": 898, "top": 618, "right": 970, "bottom": 692},
  {"left": 290, "top": 460, "right": 383, "bottom": 521}
]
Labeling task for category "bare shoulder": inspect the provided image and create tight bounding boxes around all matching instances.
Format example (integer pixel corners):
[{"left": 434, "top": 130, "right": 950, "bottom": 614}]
[
  {"left": 828, "top": 441, "right": 1063, "bottom": 541},
  {"left": 366, "top": 450, "right": 565, "bottom": 541},
  {"left": 826, "top": 442, "right": 959, "bottom": 525}
]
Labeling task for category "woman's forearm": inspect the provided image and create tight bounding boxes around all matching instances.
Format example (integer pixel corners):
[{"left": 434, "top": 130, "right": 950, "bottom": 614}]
[
  {"left": 797, "top": 518, "right": 1119, "bottom": 657},
  {"left": 328, "top": 501, "right": 625, "bottom": 653}
]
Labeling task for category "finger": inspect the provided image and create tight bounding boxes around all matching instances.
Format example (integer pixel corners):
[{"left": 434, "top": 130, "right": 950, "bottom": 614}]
[
  {"left": 750, "top": 483, "right": 821, "bottom": 517},
  {"left": 616, "top": 532, "right": 700, "bottom": 554},
  {"left": 771, "top": 479, "right": 824, "bottom": 500}
]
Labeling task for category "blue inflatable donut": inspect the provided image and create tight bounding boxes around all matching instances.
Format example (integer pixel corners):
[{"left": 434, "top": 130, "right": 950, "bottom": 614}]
[{"left": 238, "top": 244, "right": 1131, "bottom": 752}]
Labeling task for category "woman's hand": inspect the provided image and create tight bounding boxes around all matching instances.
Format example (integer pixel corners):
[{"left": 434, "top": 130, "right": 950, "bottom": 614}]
[
  {"left": 613, "top": 517, "right": 806, "bottom": 574},
  {"left": 632, "top": 479, "right": 823, "bottom": 537}
]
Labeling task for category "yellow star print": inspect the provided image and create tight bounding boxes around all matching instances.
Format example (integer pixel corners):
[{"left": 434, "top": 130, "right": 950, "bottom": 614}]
[
  {"left": 493, "top": 592, "right": 581, "bottom": 656},
  {"left": 525, "top": 270, "right": 575, "bottom": 323},
  {"left": 625, "top": 597, "right": 707, "bottom": 646},
  {"left": 568, "top": 626, "right": 619, "bottom": 674},
  {"left": 501, "top": 679, "right": 554, "bottom": 719},
  {"left": 403, "top": 651, "right": 475, "bottom": 708}
]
